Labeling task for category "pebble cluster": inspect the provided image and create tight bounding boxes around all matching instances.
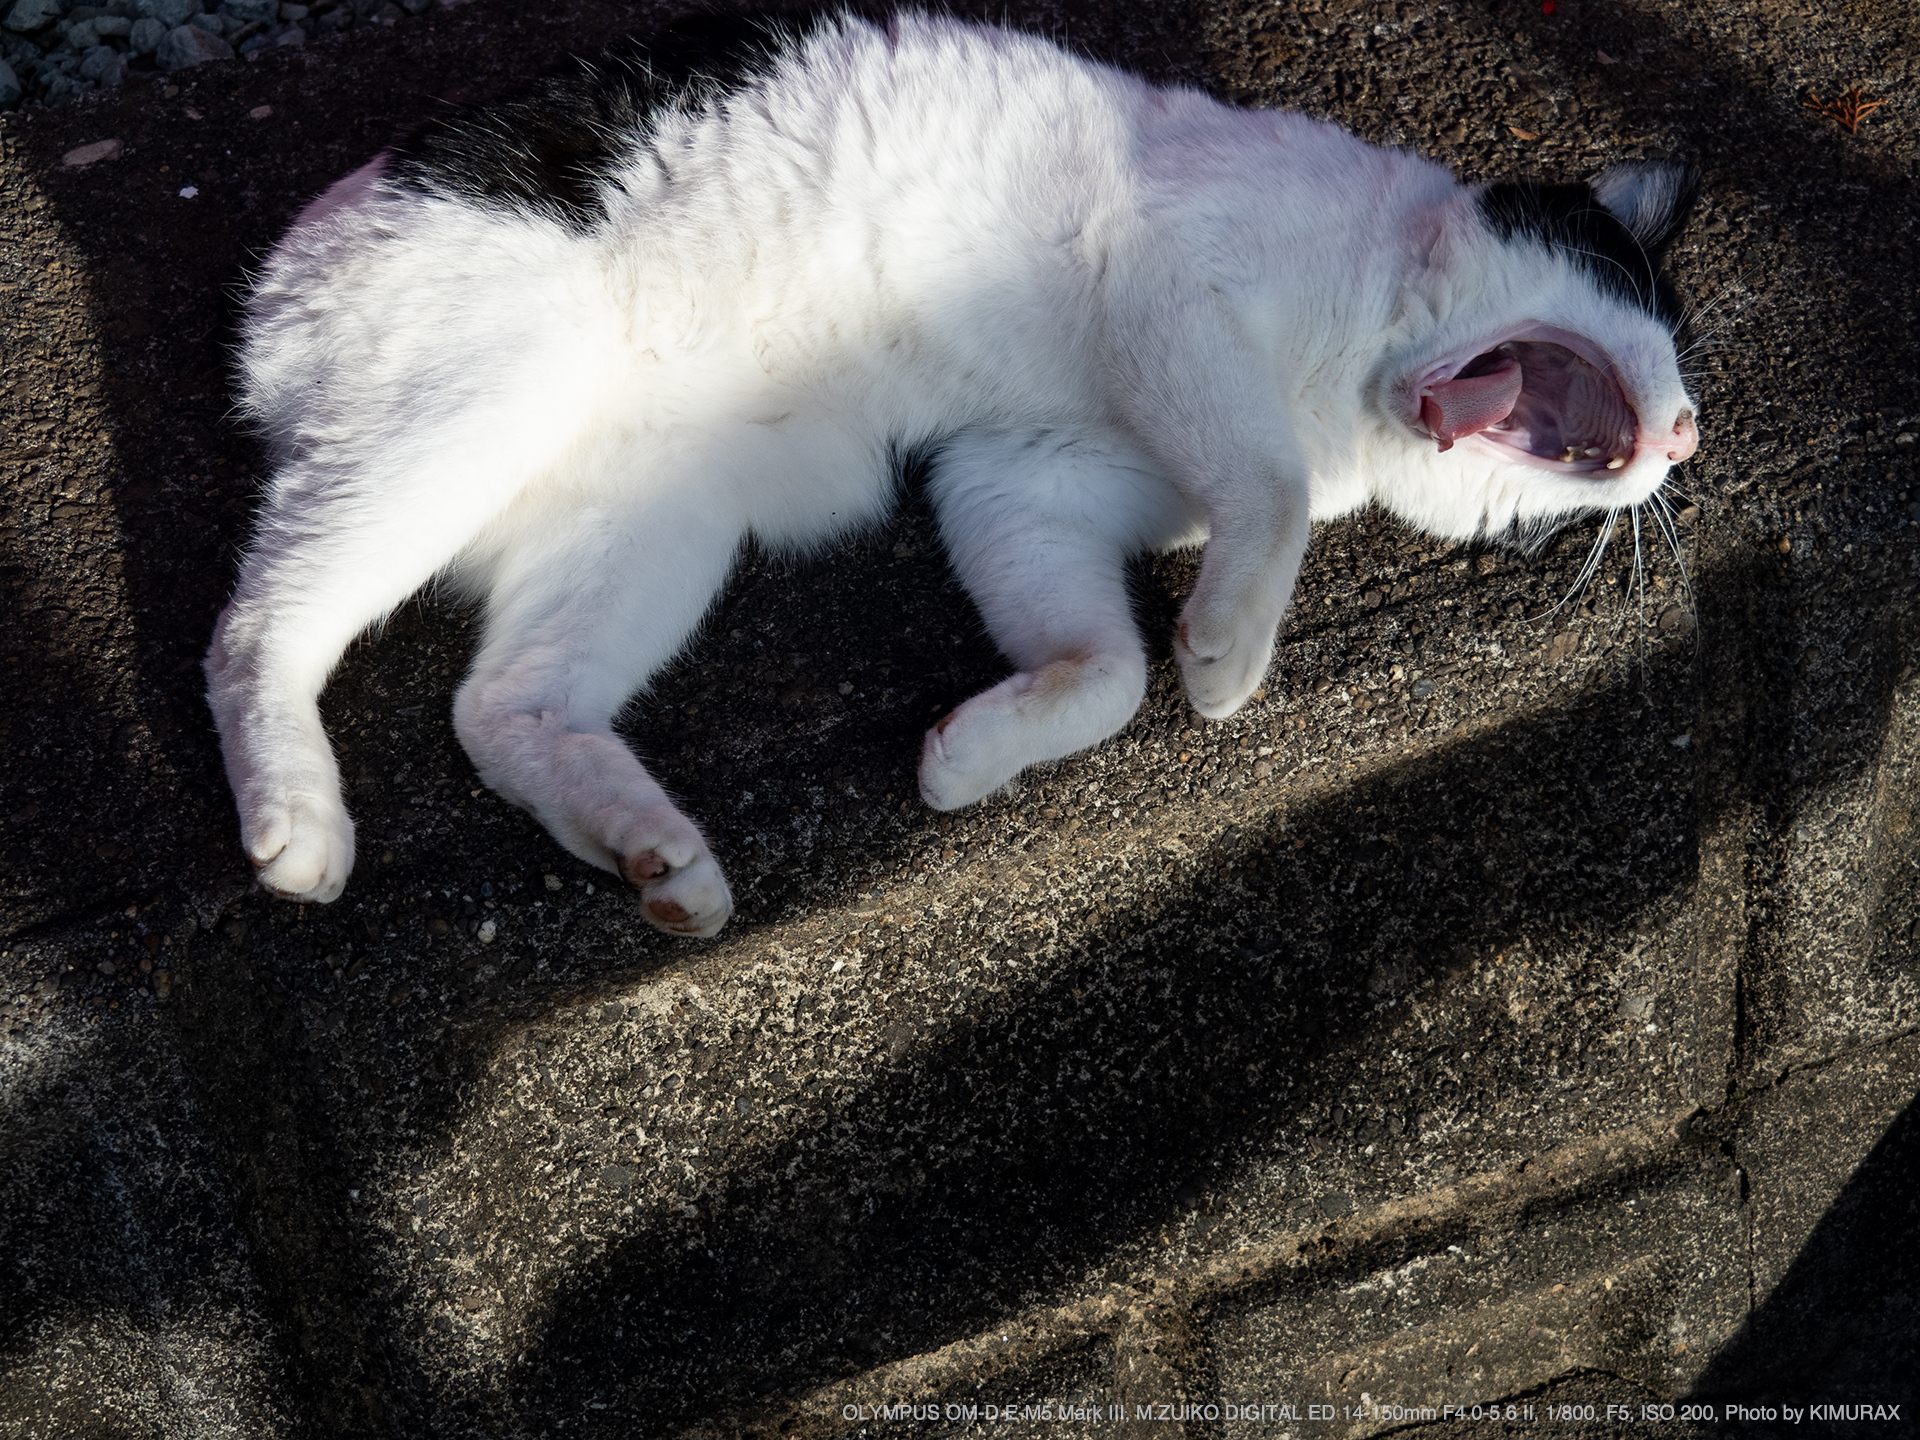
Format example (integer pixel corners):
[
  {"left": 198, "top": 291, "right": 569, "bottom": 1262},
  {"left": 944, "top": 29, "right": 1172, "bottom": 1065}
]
[{"left": 0, "top": 0, "right": 439, "bottom": 110}]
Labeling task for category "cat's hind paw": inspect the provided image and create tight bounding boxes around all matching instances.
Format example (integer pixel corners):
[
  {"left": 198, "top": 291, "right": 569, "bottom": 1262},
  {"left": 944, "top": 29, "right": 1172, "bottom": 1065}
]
[
  {"left": 244, "top": 795, "right": 355, "bottom": 903},
  {"left": 619, "top": 845, "right": 734, "bottom": 937}
]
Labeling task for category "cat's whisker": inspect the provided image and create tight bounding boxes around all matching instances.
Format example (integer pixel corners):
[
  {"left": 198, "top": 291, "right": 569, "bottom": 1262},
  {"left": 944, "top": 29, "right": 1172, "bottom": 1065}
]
[
  {"left": 1675, "top": 267, "right": 1756, "bottom": 343},
  {"left": 1647, "top": 493, "right": 1695, "bottom": 600},
  {"left": 1656, "top": 474, "right": 1701, "bottom": 508},
  {"left": 1538, "top": 506, "right": 1618, "bottom": 622},
  {"left": 1624, "top": 503, "right": 1652, "bottom": 673}
]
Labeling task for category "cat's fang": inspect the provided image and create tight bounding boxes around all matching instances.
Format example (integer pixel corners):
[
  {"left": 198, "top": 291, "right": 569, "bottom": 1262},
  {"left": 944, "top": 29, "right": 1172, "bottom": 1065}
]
[{"left": 1607, "top": 457, "right": 1626, "bottom": 469}]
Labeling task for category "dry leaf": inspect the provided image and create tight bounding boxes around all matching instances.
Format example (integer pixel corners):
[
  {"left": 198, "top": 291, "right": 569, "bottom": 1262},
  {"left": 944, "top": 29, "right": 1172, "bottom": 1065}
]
[{"left": 1803, "top": 86, "right": 1888, "bottom": 135}]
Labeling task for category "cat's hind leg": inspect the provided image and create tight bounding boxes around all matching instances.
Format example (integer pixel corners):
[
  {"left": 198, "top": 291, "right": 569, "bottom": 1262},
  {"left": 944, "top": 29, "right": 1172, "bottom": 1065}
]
[
  {"left": 919, "top": 428, "right": 1192, "bottom": 810},
  {"left": 205, "top": 459, "right": 518, "bottom": 901},
  {"left": 453, "top": 487, "right": 740, "bottom": 938}
]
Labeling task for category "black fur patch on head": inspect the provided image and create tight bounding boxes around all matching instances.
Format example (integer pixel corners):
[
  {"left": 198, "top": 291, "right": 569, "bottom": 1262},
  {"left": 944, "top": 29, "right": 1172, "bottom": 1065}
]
[
  {"left": 385, "top": 10, "right": 835, "bottom": 232},
  {"left": 1477, "top": 180, "right": 1691, "bottom": 331}
]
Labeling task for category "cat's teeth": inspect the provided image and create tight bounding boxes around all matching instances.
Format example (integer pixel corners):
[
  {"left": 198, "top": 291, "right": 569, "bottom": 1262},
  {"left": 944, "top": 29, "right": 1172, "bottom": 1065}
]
[
  {"left": 1583, "top": 446, "right": 1605, "bottom": 458},
  {"left": 1606, "top": 457, "right": 1626, "bottom": 470},
  {"left": 1558, "top": 447, "right": 1578, "bottom": 463}
]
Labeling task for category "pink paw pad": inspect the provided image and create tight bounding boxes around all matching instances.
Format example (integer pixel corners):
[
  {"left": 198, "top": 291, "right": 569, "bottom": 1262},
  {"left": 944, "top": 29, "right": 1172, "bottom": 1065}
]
[
  {"left": 647, "top": 897, "right": 691, "bottom": 926},
  {"left": 620, "top": 850, "right": 670, "bottom": 883}
]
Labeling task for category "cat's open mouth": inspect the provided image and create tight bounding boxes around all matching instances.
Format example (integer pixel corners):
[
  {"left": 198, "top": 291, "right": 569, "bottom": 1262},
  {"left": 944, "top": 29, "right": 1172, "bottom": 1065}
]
[{"left": 1413, "top": 327, "right": 1638, "bottom": 475}]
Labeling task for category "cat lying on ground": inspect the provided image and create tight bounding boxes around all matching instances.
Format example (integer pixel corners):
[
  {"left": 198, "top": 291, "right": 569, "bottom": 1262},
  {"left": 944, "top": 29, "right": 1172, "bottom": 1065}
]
[{"left": 205, "top": 11, "right": 1699, "bottom": 937}]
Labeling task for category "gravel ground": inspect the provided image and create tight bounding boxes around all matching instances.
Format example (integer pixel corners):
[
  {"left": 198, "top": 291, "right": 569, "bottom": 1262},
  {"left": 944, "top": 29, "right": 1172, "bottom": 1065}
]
[
  {"left": 2, "top": 0, "right": 1917, "bottom": 1436},
  {"left": 1, "top": 0, "right": 448, "bottom": 112}
]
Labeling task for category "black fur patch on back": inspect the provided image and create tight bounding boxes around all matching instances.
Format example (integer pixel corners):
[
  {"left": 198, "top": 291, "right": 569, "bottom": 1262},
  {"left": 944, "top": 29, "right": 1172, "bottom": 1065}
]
[
  {"left": 1477, "top": 181, "right": 1689, "bottom": 331},
  {"left": 386, "top": 11, "right": 834, "bottom": 231}
]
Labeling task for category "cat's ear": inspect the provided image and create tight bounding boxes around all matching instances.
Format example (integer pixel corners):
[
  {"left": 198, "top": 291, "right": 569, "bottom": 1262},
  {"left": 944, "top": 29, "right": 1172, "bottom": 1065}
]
[
  {"left": 1589, "top": 162, "right": 1699, "bottom": 254},
  {"left": 1407, "top": 195, "right": 1473, "bottom": 275}
]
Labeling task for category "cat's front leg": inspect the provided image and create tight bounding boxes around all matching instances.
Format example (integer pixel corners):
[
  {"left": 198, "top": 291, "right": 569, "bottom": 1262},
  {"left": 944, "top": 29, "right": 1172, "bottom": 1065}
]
[
  {"left": 919, "top": 429, "right": 1168, "bottom": 809},
  {"left": 1173, "top": 474, "right": 1312, "bottom": 720}
]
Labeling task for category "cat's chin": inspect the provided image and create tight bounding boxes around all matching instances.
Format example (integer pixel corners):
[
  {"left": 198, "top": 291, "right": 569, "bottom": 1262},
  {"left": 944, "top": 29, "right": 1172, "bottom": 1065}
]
[{"left": 1404, "top": 323, "right": 1687, "bottom": 478}]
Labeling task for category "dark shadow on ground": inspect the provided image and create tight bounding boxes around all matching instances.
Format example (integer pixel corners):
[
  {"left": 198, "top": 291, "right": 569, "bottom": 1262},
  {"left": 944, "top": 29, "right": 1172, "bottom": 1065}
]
[{"left": 1692, "top": 1093, "right": 1920, "bottom": 1409}]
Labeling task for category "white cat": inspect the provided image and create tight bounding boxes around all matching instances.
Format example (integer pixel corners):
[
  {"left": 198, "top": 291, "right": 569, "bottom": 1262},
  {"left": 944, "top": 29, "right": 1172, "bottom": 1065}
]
[{"left": 204, "top": 12, "right": 1700, "bottom": 937}]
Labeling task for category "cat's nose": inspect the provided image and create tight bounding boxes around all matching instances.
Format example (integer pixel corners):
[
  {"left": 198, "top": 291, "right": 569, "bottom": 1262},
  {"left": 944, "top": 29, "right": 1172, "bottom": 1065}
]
[{"left": 1665, "top": 408, "right": 1698, "bottom": 463}]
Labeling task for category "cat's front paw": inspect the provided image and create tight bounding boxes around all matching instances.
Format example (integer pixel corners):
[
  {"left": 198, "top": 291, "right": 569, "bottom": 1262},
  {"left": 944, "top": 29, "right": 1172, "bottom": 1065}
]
[
  {"left": 1174, "top": 617, "right": 1271, "bottom": 720},
  {"left": 918, "top": 698, "right": 1021, "bottom": 811},
  {"left": 243, "top": 793, "right": 356, "bottom": 902},
  {"left": 619, "top": 840, "right": 734, "bottom": 937}
]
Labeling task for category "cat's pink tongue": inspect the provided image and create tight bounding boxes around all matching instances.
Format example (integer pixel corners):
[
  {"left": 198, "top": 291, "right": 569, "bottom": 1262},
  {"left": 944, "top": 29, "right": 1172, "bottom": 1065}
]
[{"left": 1420, "top": 358, "right": 1524, "bottom": 452}]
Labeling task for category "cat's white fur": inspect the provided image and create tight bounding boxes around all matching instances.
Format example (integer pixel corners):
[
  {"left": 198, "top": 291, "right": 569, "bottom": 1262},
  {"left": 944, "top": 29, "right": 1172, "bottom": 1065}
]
[{"left": 205, "top": 14, "right": 1698, "bottom": 937}]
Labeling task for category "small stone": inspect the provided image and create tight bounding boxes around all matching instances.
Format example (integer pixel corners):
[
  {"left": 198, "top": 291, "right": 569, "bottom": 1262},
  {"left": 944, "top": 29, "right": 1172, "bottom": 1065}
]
[
  {"left": 97, "top": 959, "right": 117, "bottom": 975},
  {"left": 64, "top": 17, "right": 101, "bottom": 47},
  {"left": 388, "top": 981, "right": 411, "bottom": 1006},
  {"left": 1411, "top": 678, "right": 1435, "bottom": 700},
  {"left": 157, "top": 20, "right": 231, "bottom": 66},
  {"left": 45, "top": 73, "right": 95, "bottom": 104},
  {"left": 476, "top": 918, "right": 496, "bottom": 943},
  {"left": 596, "top": 1163, "right": 636, "bottom": 1189},
  {"left": 219, "top": 0, "right": 274, "bottom": 21},
  {"left": 277, "top": 0, "right": 305, "bottom": 14},
  {"left": 92, "top": 13, "right": 130, "bottom": 34},
  {"left": 837, "top": 680, "right": 853, "bottom": 695},
  {"left": 138, "top": 0, "right": 204, "bottom": 23},
  {"left": 188, "top": 9, "right": 222, "bottom": 29},
  {"left": 128, "top": 15, "right": 165, "bottom": 49},
  {"left": 1362, "top": 589, "right": 1384, "bottom": 608},
  {"left": 3, "top": 0, "right": 63, "bottom": 34},
  {"left": 544, "top": 873, "right": 563, "bottom": 891},
  {"left": 457, "top": 1290, "right": 491, "bottom": 1311},
  {"left": 78, "top": 43, "right": 125, "bottom": 84},
  {"left": 0, "top": 58, "right": 18, "bottom": 107},
  {"left": 247, "top": 101, "right": 271, "bottom": 117},
  {"left": 62, "top": 136, "right": 125, "bottom": 167},
  {"left": 1658, "top": 606, "right": 1695, "bottom": 634}
]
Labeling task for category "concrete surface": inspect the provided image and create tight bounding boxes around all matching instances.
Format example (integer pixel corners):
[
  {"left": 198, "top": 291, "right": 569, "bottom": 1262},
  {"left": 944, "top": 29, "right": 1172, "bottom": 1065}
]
[{"left": 1, "top": 0, "right": 1916, "bottom": 1436}]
